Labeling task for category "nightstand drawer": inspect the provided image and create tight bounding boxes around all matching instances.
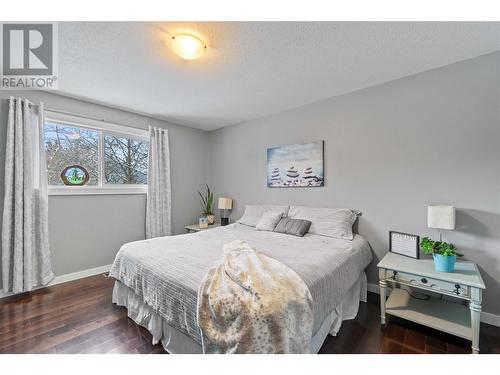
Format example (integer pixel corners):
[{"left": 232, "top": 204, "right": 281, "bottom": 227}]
[{"left": 387, "top": 270, "right": 470, "bottom": 297}]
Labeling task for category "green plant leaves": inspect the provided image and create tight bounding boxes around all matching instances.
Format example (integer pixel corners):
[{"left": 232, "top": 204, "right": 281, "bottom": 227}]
[
  {"left": 420, "top": 237, "right": 462, "bottom": 257},
  {"left": 198, "top": 184, "right": 214, "bottom": 215}
]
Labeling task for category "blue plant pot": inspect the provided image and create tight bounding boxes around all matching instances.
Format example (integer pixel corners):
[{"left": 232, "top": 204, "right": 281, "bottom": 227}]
[{"left": 433, "top": 254, "right": 456, "bottom": 273}]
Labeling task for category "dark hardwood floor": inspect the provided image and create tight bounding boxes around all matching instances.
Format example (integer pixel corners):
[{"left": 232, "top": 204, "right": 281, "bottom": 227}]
[{"left": 0, "top": 274, "right": 499, "bottom": 354}]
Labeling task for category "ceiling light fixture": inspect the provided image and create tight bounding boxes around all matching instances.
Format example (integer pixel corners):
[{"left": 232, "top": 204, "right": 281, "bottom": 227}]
[{"left": 171, "top": 34, "right": 206, "bottom": 60}]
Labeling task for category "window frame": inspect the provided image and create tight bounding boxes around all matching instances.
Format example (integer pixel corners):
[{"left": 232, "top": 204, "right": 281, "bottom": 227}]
[{"left": 44, "top": 111, "right": 149, "bottom": 196}]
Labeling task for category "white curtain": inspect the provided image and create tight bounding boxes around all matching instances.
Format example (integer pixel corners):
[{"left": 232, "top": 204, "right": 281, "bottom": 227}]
[
  {"left": 1, "top": 97, "right": 54, "bottom": 293},
  {"left": 146, "top": 126, "right": 172, "bottom": 239}
]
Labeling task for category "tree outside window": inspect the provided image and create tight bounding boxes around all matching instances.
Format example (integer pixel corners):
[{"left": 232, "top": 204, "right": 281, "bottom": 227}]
[{"left": 104, "top": 135, "right": 148, "bottom": 184}]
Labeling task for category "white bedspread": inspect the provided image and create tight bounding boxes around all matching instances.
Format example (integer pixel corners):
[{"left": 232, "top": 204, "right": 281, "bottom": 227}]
[{"left": 109, "top": 223, "right": 372, "bottom": 344}]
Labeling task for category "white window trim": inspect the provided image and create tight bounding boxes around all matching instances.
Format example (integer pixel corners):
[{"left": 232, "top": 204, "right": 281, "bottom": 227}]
[
  {"left": 44, "top": 111, "right": 149, "bottom": 196},
  {"left": 45, "top": 111, "right": 148, "bottom": 139},
  {"left": 48, "top": 185, "right": 147, "bottom": 196}
]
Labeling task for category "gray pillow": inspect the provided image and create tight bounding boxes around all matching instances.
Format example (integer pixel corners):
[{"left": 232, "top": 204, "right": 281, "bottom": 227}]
[
  {"left": 237, "top": 204, "right": 290, "bottom": 227},
  {"left": 273, "top": 217, "right": 311, "bottom": 237},
  {"left": 256, "top": 211, "right": 283, "bottom": 231}
]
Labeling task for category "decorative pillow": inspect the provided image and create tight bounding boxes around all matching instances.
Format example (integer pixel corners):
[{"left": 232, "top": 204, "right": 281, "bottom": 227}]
[
  {"left": 237, "top": 205, "right": 289, "bottom": 227},
  {"left": 273, "top": 217, "right": 312, "bottom": 237},
  {"left": 288, "top": 205, "right": 357, "bottom": 240},
  {"left": 256, "top": 211, "right": 283, "bottom": 231}
]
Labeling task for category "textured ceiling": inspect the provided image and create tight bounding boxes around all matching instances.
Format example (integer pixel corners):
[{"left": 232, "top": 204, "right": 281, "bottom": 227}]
[{"left": 57, "top": 22, "right": 500, "bottom": 130}]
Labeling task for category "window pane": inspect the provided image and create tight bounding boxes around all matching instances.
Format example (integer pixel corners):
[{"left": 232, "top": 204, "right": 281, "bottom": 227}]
[
  {"left": 44, "top": 122, "right": 99, "bottom": 185},
  {"left": 104, "top": 134, "right": 148, "bottom": 184}
]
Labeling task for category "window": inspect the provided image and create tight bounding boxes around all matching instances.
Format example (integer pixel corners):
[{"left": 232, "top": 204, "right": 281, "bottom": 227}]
[
  {"left": 104, "top": 135, "right": 148, "bottom": 184},
  {"left": 43, "top": 112, "right": 149, "bottom": 195},
  {"left": 45, "top": 122, "right": 99, "bottom": 186}
]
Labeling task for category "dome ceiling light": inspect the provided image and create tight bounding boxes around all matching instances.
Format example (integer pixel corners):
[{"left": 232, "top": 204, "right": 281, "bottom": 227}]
[{"left": 171, "top": 34, "right": 206, "bottom": 60}]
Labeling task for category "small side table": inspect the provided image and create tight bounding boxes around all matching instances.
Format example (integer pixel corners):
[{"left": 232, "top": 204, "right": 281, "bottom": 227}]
[
  {"left": 184, "top": 223, "right": 221, "bottom": 233},
  {"left": 377, "top": 252, "right": 485, "bottom": 354}
]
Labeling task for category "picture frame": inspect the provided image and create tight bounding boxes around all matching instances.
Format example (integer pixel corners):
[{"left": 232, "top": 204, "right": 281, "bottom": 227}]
[
  {"left": 199, "top": 217, "right": 209, "bottom": 229},
  {"left": 267, "top": 141, "right": 324, "bottom": 188},
  {"left": 389, "top": 231, "right": 420, "bottom": 259}
]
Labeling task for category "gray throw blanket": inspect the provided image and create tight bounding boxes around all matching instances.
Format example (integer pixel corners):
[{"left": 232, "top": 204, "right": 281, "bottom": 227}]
[{"left": 197, "top": 240, "right": 314, "bottom": 354}]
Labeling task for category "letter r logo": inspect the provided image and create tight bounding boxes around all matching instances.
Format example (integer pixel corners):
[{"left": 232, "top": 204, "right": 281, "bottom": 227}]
[{"left": 2, "top": 24, "right": 53, "bottom": 75}]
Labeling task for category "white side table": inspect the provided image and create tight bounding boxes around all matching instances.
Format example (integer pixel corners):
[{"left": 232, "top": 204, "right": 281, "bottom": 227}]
[
  {"left": 377, "top": 252, "right": 485, "bottom": 354},
  {"left": 184, "top": 223, "right": 221, "bottom": 233}
]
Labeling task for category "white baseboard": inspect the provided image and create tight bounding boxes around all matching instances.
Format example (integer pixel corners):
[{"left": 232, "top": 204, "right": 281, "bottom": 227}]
[
  {"left": 367, "top": 282, "right": 500, "bottom": 328},
  {"left": 0, "top": 264, "right": 112, "bottom": 300},
  {"left": 49, "top": 264, "right": 111, "bottom": 286}
]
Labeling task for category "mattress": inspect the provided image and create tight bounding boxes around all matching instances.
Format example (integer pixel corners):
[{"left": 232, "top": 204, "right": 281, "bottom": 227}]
[{"left": 109, "top": 223, "right": 373, "bottom": 345}]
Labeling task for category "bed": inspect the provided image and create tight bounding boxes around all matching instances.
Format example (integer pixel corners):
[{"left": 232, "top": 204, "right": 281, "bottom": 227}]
[{"left": 109, "top": 217, "right": 373, "bottom": 354}]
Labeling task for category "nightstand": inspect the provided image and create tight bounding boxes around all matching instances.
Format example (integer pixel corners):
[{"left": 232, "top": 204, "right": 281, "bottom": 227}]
[
  {"left": 377, "top": 252, "right": 485, "bottom": 354},
  {"left": 184, "top": 223, "right": 221, "bottom": 233}
]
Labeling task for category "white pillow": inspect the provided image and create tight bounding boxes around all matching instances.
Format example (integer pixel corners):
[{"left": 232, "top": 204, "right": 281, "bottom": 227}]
[
  {"left": 288, "top": 205, "right": 357, "bottom": 240},
  {"left": 237, "top": 205, "right": 289, "bottom": 227},
  {"left": 256, "top": 211, "right": 283, "bottom": 231}
]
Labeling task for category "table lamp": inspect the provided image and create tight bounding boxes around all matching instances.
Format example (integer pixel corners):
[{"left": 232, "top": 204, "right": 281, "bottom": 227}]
[
  {"left": 428, "top": 205, "right": 455, "bottom": 241},
  {"left": 218, "top": 197, "right": 233, "bottom": 226}
]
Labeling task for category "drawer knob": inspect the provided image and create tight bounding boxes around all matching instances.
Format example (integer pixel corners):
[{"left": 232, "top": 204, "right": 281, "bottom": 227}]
[
  {"left": 392, "top": 271, "right": 398, "bottom": 280},
  {"left": 421, "top": 278, "right": 428, "bottom": 284}
]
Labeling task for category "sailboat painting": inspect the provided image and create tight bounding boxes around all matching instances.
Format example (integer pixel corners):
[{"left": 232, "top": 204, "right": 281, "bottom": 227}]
[{"left": 267, "top": 141, "right": 324, "bottom": 188}]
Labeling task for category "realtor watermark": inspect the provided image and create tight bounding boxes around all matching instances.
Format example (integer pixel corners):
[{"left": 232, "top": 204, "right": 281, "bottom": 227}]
[{"left": 1, "top": 22, "right": 58, "bottom": 89}]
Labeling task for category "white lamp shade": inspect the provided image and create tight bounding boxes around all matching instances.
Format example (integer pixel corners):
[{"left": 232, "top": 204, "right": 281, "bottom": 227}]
[
  {"left": 218, "top": 197, "right": 232, "bottom": 210},
  {"left": 428, "top": 205, "right": 455, "bottom": 230}
]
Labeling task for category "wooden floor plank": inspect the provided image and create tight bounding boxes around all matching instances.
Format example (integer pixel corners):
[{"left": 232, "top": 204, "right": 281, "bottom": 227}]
[
  {"left": 404, "top": 329, "right": 426, "bottom": 352},
  {"left": 1, "top": 274, "right": 499, "bottom": 354}
]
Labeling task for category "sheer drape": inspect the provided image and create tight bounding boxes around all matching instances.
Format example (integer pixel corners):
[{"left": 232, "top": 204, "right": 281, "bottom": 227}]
[
  {"left": 146, "top": 126, "right": 172, "bottom": 238},
  {"left": 1, "top": 97, "right": 54, "bottom": 293}
]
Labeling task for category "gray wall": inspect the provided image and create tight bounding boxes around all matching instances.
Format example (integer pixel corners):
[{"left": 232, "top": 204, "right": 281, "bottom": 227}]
[
  {"left": 1, "top": 53, "right": 499, "bottom": 317},
  {"left": 208, "top": 52, "right": 500, "bottom": 315},
  {"left": 0, "top": 91, "right": 210, "bottom": 277}
]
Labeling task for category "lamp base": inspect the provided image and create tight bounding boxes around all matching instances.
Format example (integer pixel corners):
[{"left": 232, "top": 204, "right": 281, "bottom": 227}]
[{"left": 221, "top": 217, "right": 229, "bottom": 226}]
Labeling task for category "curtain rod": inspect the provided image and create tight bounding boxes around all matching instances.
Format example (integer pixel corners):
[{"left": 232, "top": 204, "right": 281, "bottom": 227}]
[{"left": 6, "top": 97, "right": 147, "bottom": 130}]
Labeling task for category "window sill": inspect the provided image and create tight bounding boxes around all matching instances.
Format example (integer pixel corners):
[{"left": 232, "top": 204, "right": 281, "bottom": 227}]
[{"left": 48, "top": 186, "right": 148, "bottom": 196}]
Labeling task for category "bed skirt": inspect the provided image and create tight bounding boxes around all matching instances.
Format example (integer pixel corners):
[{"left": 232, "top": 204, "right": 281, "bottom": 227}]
[{"left": 111, "top": 272, "right": 367, "bottom": 354}]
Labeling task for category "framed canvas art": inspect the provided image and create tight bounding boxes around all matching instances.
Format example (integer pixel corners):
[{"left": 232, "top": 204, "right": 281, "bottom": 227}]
[{"left": 267, "top": 141, "right": 324, "bottom": 188}]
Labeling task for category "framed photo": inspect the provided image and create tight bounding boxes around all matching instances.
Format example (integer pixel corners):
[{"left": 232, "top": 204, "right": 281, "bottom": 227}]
[
  {"left": 199, "top": 217, "right": 209, "bottom": 229},
  {"left": 389, "top": 231, "right": 420, "bottom": 259},
  {"left": 267, "top": 141, "right": 324, "bottom": 188}
]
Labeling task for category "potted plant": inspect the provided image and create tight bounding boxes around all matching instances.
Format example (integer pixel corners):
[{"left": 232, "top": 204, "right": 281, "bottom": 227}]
[
  {"left": 198, "top": 184, "right": 215, "bottom": 225},
  {"left": 420, "top": 237, "right": 463, "bottom": 272}
]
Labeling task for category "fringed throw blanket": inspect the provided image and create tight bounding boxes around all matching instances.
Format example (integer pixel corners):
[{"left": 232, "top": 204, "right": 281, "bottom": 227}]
[{"left": 197, "top": 240, "right": 314, "bottom": 354}]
